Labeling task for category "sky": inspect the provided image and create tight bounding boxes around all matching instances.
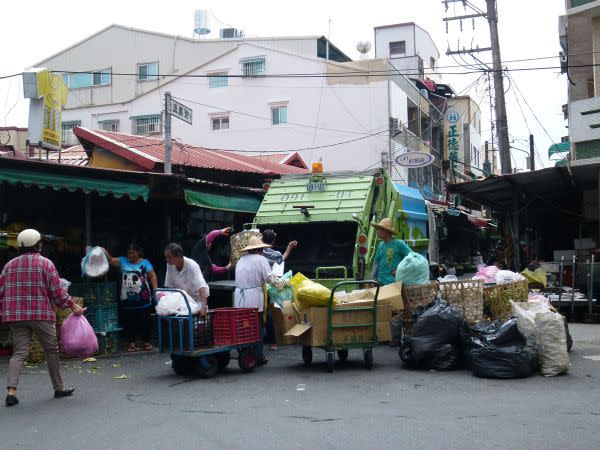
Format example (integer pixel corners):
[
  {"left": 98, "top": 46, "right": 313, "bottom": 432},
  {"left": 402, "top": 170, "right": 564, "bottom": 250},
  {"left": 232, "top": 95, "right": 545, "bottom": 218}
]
[{"left": 0, "top": 0, "right": 567, "bottom": 170}]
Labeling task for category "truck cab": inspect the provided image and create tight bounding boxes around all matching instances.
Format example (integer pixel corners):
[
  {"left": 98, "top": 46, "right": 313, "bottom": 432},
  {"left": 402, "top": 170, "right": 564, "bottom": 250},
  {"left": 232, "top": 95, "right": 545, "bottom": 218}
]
[{"left": 253, "top": 168, "right": 429, "bottom": 288}]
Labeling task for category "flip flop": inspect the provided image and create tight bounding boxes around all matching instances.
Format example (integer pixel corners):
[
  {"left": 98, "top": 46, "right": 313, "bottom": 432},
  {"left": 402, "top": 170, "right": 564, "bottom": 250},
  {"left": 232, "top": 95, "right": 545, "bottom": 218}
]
[
  {"left": 143, "top": 344, "right": 153, "bottom": 351},
  {"left": 127, "top": 345, "right": 137, "bottom": 352}
]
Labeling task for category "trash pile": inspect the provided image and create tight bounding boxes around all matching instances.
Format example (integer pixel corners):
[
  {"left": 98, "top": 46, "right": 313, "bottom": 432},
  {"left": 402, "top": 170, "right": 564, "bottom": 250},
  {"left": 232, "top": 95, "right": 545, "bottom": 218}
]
[{"left": 399, "top": 295, "right": 572, "bottom": 378}]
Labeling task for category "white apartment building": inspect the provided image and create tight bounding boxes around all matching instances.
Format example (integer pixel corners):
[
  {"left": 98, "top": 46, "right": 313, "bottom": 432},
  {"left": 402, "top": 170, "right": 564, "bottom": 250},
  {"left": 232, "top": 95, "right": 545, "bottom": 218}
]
[
  {"left": 374, "top": 22, "right": 441, "bottom": 80},
  {"left": 33, "top": 23, "right": 448, "bottom": 191}
]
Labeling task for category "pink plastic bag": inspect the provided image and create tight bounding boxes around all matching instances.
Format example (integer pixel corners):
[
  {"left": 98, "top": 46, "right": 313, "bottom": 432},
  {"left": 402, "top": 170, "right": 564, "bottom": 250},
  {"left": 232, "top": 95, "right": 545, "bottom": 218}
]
[{"left": 60, "top": 314, "right": 99, "bottom": 357}]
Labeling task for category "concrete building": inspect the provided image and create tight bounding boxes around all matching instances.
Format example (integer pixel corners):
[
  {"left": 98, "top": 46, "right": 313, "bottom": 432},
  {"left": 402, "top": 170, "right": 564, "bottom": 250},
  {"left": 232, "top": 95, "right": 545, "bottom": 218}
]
[
  {"left": 374, "top": 22, "right": 441, "bottom": 80},
  {"left": 31, "top": 24, "right": 350, "bottom": 146},
  {"left": 561, "top": 1, "right": 600, "bottom": 160},
  {"left": 0, "top": 127, "right": 28, "bottom": 153},
  {"left": 444, "top": 96, "right": 483, "bottom": 180},
  {"left": 34, "top": 22, "right": 453, "bottom": 196}
]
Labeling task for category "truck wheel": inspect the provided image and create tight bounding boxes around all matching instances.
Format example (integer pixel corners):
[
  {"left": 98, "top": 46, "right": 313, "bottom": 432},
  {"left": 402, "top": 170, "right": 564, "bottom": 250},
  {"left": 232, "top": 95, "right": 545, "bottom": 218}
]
[
  {"left": 238, "top": 348, "right": 257, "bottom": 373},
  {"left": 194, "top": 355, "right": 218, "bottom": 378},
  {"left": 302, "top": 346, "right": 313, "bottom": 366},
  {"left": 364, "top": 348, "right": 373, "bottom": 370},
  {"left": 216, "top": 352, "right": 231, "bottom": 371},
  {"left": 326, "top": 352, "right": 335, "bottom": 373},
  {"left": 171, "top": 354, "right": 193, "bottom": 376},
  {"left": 337, "top": 349, "right": 349, "bottom": 362}
]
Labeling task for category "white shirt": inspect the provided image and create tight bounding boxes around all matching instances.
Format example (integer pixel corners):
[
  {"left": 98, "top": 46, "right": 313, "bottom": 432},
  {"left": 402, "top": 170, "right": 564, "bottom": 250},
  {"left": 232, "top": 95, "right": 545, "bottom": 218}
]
[
  {"left": 164, "top": 257, "right": 209, "bottom": 304},
  {"left": 234, "top": 253, "right": 272, "bottom": 312}
]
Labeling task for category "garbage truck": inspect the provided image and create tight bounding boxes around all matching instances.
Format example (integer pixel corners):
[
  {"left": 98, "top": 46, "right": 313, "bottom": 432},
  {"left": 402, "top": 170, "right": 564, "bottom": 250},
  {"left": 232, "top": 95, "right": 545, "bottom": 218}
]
[{"left": 252, "top": 166, "right": 430, "bottom": 288}]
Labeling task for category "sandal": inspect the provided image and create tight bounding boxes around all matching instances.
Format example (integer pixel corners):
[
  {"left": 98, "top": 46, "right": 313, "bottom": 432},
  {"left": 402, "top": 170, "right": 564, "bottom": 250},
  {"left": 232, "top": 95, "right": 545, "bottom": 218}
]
[
  {"left": 143, "top": 343, "right": 153, "bottom": 351},
  {"left": 127, "top": 344, "right": 137, "bottom": 353}
]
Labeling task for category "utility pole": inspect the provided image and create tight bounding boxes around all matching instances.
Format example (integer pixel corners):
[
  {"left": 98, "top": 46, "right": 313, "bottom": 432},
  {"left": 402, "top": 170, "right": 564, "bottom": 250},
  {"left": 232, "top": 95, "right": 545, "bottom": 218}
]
[
  {"left": 486, "top": 0, "right": 511, "bottom": 174},
  {"left": 483, "top": 140, "right": 491, "bottom": 175},
  {"left": 443, "top": 0, "right": 511, "bottom": 174},
  {"left": 164, "top": 91, "right": 172, "bottom": 174},
  {"left": 529, "top": 134, "right": 535, "bottom": 171}
]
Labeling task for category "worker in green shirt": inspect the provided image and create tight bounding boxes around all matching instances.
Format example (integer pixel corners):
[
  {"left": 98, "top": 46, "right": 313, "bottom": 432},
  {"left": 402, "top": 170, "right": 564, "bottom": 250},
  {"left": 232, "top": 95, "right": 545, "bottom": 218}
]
[{"left": 370, "top": 217, "right": 412, "bottom": 285}]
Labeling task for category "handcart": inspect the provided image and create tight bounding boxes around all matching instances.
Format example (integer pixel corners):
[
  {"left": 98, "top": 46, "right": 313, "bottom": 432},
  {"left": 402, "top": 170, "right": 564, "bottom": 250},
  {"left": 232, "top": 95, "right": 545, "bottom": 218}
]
[
  {"left": 155, "top": 289, "right": 261, "bottom": 378},
  {"left": 301, "top": 280, "right": 380, "bottom": 373}
]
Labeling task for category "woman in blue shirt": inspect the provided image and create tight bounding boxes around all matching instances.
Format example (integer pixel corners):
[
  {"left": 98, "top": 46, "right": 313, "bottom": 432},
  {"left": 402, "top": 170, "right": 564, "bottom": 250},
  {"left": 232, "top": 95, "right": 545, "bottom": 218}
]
[{"left": 104, "top": 243, "right": 158, "bottom": 352}]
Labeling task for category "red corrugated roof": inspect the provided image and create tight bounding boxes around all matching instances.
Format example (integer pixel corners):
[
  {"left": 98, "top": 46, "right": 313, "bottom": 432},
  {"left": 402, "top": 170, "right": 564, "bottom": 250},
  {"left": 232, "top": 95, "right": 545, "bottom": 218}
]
[
  {"left": 0, "top": 146, "right": 26, "bottom": 160},
  {"left": 73, "top": 127, "right": 308, "bottom": 175},
  {"left": 248, "top": 152, "right": 308, "bottom": 169},
  {"left": 47, "top": 145, "right": 89, "bottom": 166}
]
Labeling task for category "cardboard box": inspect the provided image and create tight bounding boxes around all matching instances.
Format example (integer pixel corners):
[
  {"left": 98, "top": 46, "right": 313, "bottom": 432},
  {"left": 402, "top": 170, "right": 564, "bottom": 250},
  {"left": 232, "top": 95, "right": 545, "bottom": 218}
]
[
  {"left": 286, "top": 304, "right": 392, "bottom": 347},
  {"left": 334, "top": 281, "right": 403, "bottom": 312},
  {"left": 269, "top": 301, "right": 300, "bottom": 345}
]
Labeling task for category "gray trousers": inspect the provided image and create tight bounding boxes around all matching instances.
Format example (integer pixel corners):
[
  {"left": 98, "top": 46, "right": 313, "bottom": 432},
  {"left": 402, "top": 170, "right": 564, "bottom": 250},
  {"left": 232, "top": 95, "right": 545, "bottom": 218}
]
[{"left": 7, "top": 321, "right": 64, "bottom": 391}]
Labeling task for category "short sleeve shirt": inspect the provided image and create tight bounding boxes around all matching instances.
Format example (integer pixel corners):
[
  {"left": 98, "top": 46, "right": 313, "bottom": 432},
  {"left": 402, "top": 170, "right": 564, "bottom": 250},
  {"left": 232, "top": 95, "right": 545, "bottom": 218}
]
[
  {"left": 118, "top": 257, "right": 154, "bottom": 305},
  {"left": 164, "top": 257, "right": 209, "bottom": 303},
  {"left": 374, "top": 239, "right": 412, "bottom": 285}
]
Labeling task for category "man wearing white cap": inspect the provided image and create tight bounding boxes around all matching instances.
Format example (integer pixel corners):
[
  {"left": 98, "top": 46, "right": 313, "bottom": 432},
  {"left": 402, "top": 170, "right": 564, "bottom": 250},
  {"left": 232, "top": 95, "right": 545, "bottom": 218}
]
[
  {"left": 234, "top": 236, "right": 275, "bottom": 365},
  {"left": 0, "top": 229, "right": 84, "bottom": 407}
]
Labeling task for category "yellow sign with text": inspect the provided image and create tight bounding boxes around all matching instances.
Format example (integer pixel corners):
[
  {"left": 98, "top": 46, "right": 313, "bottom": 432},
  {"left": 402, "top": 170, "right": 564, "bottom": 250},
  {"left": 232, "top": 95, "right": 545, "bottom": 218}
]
[{"left": 37, "top": 70, "right": 69, "bottom": 150}]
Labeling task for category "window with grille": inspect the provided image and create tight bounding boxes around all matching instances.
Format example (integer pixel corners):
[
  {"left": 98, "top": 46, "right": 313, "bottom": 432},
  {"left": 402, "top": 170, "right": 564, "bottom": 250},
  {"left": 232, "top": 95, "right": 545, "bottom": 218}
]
[
  {"left": 99, "top": 120, "right": 120, "bottom": 132},
  {"left": 209, "top": 72, "right": 228, "bottom": 88},
  {"left": 138, "top": 62, "right": 158, "bottom": 81},
  {"left": 131, "top": 115, "right": 161, "bottom": 135},
  {"left": 62, "top": 121, "right": 81, "bottom": 145},
  {"left": 389, "top": 41, "right": 406, "bottom": 58},
  {"left": 241, "top": 58, "right": 265, "bottom": 76},
  {"left": 211, "top": 117, "right": 230, "bottom": 131},
  {"left": 271, "top": 106, "right": 287, "bottom": 126}
]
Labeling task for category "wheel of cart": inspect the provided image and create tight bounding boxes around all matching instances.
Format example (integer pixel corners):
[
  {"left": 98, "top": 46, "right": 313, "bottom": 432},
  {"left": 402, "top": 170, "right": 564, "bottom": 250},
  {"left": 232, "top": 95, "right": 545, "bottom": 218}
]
[
  {"left": 155, "top": 289, "right": 261, "bottom": 378},
  {"left": 300, "top": 280, "right": 380, "bottom": 373}
]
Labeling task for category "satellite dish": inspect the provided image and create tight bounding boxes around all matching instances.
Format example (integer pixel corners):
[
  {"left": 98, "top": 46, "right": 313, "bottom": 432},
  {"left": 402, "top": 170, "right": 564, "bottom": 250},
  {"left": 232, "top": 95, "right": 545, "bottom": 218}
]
[{"left": 356, "top": 41, "right": 372, "bottom": 58}]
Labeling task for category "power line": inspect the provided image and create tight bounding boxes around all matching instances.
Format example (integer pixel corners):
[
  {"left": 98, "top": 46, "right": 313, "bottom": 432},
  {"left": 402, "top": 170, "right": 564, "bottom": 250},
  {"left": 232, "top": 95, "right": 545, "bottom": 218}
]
[
  {"left": 70, "top": 127, "right": 390, "bottom": 155},
  {"left": 171, "top": 96, "right": 375, "bottom": 135},
  {"left": 507, "top": 73, "right": 559, "bottom": 161}
]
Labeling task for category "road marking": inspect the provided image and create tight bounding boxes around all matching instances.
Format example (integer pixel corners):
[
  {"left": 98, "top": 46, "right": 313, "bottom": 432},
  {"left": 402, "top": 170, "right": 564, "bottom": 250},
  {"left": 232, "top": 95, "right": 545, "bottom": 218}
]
[{"left": 582, "top": 355, "right": 600, "bottom": 361}]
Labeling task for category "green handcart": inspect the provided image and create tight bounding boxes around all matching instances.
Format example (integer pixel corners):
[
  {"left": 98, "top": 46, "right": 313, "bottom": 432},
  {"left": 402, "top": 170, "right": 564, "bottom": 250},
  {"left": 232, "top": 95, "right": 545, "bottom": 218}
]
[{"left": 301, "top": 280, "right": 380, "bottom": 373}]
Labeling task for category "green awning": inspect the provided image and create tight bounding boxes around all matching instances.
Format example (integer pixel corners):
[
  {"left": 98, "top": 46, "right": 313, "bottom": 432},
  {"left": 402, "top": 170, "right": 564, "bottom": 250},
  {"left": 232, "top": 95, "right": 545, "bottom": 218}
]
[
  {"left": 184, "top": 189, "right": 262, "bottom": 213},
  {"left": 548, "top": 141, "right": 571, "bottom": 157},
  {"left": 0, "top": 167, "right": 149, "bottom": 201}
]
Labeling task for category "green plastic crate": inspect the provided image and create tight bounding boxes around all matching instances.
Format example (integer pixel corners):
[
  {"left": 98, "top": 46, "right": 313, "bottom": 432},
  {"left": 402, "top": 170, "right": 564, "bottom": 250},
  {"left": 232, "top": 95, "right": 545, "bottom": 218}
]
[
  {"left": 96, "top": 331, "right": 121, "bottom": 355},
  {"left": 69, "top": 282, "right": 118, "bottom": 306},
  {"left": 85, "top": 305, "right": 119, "bottom": 333}
]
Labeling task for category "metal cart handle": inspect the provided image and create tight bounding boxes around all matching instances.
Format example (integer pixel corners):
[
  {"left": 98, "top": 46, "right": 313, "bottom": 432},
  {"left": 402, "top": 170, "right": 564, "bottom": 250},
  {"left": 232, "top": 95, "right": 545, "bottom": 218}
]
[
  {"left": 329, "top": 280, "right": 380, "bottom": 305},
  {"left": 154, "top": 288, "right": 195, "bottom": 319},
  {"left": 316, "top": 266, "right": 348, "bottom": 281}
]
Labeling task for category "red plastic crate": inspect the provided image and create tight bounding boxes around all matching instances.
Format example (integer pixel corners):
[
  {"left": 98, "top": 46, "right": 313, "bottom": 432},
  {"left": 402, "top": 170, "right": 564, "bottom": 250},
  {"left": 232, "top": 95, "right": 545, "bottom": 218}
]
[{"left": 212, "top": 308, "right": 259, "bottom": 346}]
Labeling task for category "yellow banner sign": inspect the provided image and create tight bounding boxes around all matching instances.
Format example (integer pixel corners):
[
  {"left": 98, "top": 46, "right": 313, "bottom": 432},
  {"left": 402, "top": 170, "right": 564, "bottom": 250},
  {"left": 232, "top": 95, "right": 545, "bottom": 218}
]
[{"left": 37, "top": 70, "right": 69, "bottom": 150}]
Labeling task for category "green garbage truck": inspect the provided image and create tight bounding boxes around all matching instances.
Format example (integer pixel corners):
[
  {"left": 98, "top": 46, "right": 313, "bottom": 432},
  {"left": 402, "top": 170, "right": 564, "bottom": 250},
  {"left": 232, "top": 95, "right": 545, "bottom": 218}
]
[{"left": 253, "top": 169, "right": 430, "bottom": 288}]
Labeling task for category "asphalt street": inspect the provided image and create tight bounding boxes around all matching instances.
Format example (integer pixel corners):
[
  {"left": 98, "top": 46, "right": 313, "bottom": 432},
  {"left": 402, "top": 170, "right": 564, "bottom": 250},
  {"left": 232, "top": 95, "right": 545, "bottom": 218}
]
[{"left": 1, "top": 324, "right": 600, "bottom": 450}]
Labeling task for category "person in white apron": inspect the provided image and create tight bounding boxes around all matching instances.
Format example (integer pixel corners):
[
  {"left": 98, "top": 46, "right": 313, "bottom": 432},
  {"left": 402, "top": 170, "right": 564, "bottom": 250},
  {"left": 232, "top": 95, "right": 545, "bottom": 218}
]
[{"left": 234, "top": 236, "right": 274, "bottom": 365}]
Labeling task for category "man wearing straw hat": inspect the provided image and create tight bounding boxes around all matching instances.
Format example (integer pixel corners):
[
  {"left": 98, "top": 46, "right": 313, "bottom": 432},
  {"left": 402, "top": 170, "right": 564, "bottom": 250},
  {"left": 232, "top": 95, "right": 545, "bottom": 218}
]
[
  {"left": 370, "top": 218, "right": 412, "bottom": 286},
  {"left": 234, "top": 236, "right": 275, "bottom": 365}
]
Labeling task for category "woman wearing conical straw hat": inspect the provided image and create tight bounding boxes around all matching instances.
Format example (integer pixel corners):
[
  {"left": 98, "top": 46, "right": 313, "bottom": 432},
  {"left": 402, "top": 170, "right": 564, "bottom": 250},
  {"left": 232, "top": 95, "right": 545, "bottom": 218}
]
[
  {"left": 234, "top": 236, "right": 276, "bottom": 365},
  {"left": 370, "top": 218, "right": 412, "bottom": 286}
]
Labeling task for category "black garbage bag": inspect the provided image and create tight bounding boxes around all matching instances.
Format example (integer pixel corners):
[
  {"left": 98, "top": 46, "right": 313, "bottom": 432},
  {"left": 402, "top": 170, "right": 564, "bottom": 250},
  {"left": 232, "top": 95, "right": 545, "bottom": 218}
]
[
  {"left": 400, "top": 298, "right": 468, "bottom": 371},
  {"left": 399, "top": 335, "right": 416, "bottom": 368},
  {"left": 564, "top": 317, "right": 573, "bottom": 352},
  {"left": 467, "top": 318, "right": 537, "bottom": 379},
  {"left": 471, "top": 342, "right": 537, "bottom": 379}
]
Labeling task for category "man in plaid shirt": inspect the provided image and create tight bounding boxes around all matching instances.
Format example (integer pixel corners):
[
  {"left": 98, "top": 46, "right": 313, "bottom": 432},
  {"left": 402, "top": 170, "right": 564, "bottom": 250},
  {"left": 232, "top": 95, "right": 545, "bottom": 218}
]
[{"left": 0, "top": 229, "right": 83, "bottom": 407}]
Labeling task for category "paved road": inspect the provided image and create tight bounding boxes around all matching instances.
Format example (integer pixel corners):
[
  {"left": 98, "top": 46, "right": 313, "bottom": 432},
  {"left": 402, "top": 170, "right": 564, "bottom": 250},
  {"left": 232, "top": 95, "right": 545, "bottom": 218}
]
[{"left": 1, "top": 324, "right": 600, "bottom": 450}]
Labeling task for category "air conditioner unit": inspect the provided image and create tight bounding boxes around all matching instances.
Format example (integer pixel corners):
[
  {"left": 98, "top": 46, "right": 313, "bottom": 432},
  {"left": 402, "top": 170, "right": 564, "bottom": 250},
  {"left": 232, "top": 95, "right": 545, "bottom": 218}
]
[{"left": 220, "top": 28, "right": 242, "bottom": 39}]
